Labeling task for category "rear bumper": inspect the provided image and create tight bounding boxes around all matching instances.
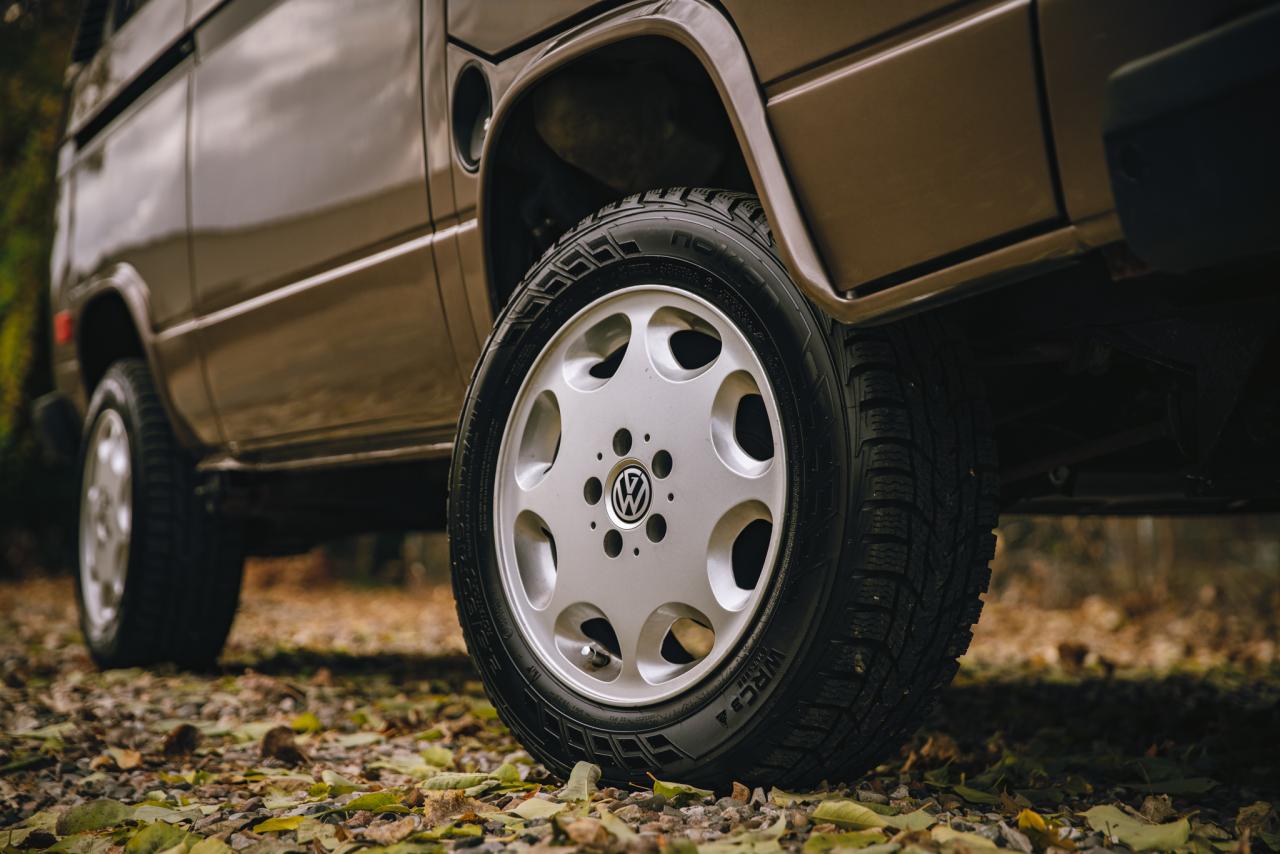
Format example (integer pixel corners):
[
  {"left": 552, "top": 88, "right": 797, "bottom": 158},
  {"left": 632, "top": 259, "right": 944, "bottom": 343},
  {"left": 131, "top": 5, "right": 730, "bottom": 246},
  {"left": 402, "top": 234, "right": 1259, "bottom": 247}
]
[
  {"left": 1104, "top": 2, "right": 1280, "bottom": 273},
  {"left": 32, "top": 392, "right": 81, "bottom": 466}
]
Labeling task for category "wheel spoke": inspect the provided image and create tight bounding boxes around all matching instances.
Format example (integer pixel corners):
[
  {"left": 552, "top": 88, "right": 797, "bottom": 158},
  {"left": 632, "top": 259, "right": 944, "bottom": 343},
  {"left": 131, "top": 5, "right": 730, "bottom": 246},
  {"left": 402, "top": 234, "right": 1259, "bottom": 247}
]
[
  {"left": 494, "top": 285, "right": 786, "bottom": 705},
  {"left": 79, "top": 409, "right": 132, "bottom": 639}
]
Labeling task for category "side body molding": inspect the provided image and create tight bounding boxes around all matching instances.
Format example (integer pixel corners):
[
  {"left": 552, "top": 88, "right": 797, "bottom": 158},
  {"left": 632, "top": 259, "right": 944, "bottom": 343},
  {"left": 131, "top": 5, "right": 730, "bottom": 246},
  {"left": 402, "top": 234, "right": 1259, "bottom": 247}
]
[{"left": 476, "top": 0, "right": 846, "bottom": 320}]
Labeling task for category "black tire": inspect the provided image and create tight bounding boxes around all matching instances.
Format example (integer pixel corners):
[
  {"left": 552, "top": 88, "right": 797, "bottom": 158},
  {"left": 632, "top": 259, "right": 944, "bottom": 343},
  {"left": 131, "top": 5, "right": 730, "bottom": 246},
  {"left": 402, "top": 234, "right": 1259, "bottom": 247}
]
[
  {"left": 450, "top": 188, "right": 997, "bottom": 787},
  {"left": 75, "top": 358, "right": 244, "bottom": 669}
]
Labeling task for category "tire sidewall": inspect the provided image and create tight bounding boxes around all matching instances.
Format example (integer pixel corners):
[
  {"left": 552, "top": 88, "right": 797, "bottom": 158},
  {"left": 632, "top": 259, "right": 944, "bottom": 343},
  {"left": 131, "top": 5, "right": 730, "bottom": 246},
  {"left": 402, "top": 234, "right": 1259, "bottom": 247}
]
[
  {"left": 75, "top": 366, "right": 146, "bottom": 665},
  {"left": 451, "top": 198, "right": 850, "bottom": 782}
]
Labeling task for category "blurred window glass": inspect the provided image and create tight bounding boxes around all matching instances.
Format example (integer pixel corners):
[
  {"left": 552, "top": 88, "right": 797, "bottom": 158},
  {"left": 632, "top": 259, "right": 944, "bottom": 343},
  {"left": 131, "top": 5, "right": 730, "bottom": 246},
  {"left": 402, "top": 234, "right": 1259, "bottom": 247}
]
[{"left": 112, "top": 0, "right": 148, "bottom": 30}]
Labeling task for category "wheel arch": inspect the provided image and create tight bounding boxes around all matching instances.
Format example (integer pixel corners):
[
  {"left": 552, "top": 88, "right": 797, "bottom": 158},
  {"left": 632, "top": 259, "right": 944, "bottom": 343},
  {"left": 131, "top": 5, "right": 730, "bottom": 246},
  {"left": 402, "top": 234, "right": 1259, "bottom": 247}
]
[
  {"left": 72, "top": 269, "right": 200, "bottom": 449},
  {"left": 475, "top": 0, "right": 841, "bottom": 315}
]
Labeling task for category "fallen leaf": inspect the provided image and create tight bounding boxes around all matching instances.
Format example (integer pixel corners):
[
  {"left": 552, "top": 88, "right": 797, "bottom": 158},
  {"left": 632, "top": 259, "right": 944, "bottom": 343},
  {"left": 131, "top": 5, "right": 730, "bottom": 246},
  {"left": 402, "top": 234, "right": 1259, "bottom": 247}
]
[
  {"left": 419, "top": 745, "right": 453, "bottom": 767},
  {"left": 596, "top": 806, "right": 637, "bottom": 841},
  {"left": 253, "top": 815, "right": 306, "bottom": 833},
  {"left": 812, "top": 801, "right": 935, "bottom": 832},
  {"left": 511, "top": 797, "right": 566, "bottom": 820},
  {"left": 108, "top": 747, "right": 143, "bottom": 770},
  {"left": 650, "top": 775, "right": 713, "bottom": 804},
  {"left": 362, "top": 816, "right": 418, "bottom": 844},
  {"left": 187, "top": 839, "right": 232, "bottom": 854},
  {"left": 421, "top": 772, "right": 489, "bottom": 790},
  {"left": 290, "top": 712, "right": 323, "bottom": 733},
  {"left": 320, "top": 769, "right": 360, "bottom": 796},
  {"left": 56, "top": 800, "right": 132, "bottom": 835},
  {"left": 933, "top": 826, "right": 999, "bottom": 849},
  {"left": 560, "top": 761, "right": 600, "bottom": 803},
  {"left": 333, "top": 792, "right": 405, "bottom": 813},
  {"left": 1083, "top": 805, "right": 1191, "bottom": 852},
  {"left": 802, "top": 830, "right": 889, "bottom": 853},
  {"left": 954, "top": 784, "right": 1001, "bottom": 805},
  {"left": 124, "top": 823, "right": 190, "bottom": 854}
]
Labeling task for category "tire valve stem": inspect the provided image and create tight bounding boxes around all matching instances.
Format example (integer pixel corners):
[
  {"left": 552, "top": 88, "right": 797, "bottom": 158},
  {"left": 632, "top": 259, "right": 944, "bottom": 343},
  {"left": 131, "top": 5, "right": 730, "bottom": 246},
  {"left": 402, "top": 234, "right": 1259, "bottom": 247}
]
[{"left": 580, "top": 642, "right": 611, "bottom": 669}]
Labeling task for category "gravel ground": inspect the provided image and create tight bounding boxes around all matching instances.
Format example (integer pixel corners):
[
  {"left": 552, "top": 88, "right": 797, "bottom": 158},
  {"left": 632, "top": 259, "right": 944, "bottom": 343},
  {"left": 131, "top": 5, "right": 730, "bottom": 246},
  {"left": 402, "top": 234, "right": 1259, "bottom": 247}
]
[{"left": 1, "top": 571, "right": 1278, "bottom": 853}]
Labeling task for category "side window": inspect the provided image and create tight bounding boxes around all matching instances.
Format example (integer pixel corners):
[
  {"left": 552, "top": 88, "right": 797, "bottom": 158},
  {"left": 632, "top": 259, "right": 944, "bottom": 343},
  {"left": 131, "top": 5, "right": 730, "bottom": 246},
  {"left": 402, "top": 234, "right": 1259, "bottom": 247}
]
[
  {"left": 111, "top": 0, "right": 148, "bottom": 30},
  {"left": 70, "top": 0, "right": 111, "bottom": 63}
]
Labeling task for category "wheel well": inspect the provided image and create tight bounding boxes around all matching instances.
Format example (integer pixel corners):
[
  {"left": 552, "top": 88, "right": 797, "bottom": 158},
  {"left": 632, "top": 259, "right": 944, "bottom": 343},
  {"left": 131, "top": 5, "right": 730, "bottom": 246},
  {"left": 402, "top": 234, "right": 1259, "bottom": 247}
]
[
  {"left": 78, "top": 292, "right": 145, "bottom": 396},
  {"left": 484, "top": 36, "right": 754, "bottom": 310}
]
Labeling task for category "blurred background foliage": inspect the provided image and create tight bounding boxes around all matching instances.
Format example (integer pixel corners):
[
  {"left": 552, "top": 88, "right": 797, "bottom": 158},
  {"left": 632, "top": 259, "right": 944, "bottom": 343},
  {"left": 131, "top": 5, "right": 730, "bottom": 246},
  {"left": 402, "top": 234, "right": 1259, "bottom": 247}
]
[{"left": 1, "top": 1, "right": 79, "bottom": 572}]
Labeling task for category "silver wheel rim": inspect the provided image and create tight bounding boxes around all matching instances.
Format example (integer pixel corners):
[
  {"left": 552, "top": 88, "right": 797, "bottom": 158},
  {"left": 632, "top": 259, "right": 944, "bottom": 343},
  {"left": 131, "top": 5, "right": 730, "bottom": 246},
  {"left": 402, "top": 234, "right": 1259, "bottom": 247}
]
[
  {"left": 80, "top": 409, "right": 132, "bottom": 642},
  {"left": 494, "top": 285, "right": 787, "bottom": 706}
]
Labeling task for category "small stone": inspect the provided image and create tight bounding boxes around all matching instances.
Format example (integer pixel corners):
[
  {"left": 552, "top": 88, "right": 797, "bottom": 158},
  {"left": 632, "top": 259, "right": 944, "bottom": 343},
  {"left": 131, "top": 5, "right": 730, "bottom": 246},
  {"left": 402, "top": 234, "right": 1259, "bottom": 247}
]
[
  {"left": 562, "top": 817, "right": 610, "bottom": 847},
  {"left": 635, "top": 793, "right": 667, "bottom": 811},
  {"left": 857, "top": 789, "right": 889, "bottom": 805},
  {"left": 1140, "top": 795, "right": 1175, "bottom": 824},
  {"left": 163, "top": 723, "right": 201, "bottom": 757},
  {"left": 890, "top": 785, "right": 910, "bottom": 800},
  {"left": 731, "top": 781, "right": 750, "bottom": 803},
  {"left": 751, "top": 787, "right": 767, "bottom": 806}
]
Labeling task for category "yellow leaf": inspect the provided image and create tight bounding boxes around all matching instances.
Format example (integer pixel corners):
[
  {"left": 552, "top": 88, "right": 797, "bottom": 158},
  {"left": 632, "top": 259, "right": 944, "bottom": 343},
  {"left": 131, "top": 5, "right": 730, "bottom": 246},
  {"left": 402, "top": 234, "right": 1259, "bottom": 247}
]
[
  {"left": 253, "top": 815, "right": 305, "bottom": 833},
  {"left": 109, "top": 747, "right": 142, "bottom": 770}
]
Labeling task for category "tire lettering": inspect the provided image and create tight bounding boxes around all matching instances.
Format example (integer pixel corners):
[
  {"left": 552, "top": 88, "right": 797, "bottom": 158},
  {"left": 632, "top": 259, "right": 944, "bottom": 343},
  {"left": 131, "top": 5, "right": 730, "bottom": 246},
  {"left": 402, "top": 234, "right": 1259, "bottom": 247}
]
[{"left": 715, "top": 647, "right": 784, "bottom": 726}]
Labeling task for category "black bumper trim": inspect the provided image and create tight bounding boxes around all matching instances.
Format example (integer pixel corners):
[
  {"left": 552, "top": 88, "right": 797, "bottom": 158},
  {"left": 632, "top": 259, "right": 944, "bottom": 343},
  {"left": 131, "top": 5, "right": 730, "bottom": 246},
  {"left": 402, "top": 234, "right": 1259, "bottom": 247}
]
[{"left": 1104, "top": 2, "right": 1280, "bottom": 273}]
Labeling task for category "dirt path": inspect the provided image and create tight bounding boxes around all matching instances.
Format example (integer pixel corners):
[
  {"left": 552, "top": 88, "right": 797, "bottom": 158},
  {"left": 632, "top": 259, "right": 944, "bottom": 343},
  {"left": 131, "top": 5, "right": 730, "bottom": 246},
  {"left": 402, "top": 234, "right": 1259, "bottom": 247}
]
[{"left": 2, "top": 575, "right": 1277, "bottom": 853}]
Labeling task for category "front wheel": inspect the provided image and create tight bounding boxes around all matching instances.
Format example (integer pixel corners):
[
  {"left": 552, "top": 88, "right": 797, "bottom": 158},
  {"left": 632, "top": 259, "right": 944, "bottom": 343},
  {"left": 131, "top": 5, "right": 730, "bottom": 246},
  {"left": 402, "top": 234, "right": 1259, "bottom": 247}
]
[
  {"left": 76, "top": 358, "right": 244, "bottom": 669},
  {"left": 450, "top": 189, "right": 997, "bottom": 787}
]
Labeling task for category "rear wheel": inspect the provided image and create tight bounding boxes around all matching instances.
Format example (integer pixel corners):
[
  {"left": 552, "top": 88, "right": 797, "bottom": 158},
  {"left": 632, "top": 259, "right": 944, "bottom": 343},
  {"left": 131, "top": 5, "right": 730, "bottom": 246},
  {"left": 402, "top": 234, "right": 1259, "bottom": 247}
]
[
  {"left": 450, "top": 188, "right": 997, "bottom": 786},
  {"left": 76, "top": 358, "right": 244, "bottom": 669}
]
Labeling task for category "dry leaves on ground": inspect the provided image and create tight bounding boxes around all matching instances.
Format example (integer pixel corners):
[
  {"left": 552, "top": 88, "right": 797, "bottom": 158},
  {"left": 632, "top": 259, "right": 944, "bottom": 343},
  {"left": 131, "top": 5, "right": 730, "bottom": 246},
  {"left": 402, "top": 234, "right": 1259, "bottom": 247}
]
[{"left": 1, "top": 576, "right": 1277, "bottom": 853}]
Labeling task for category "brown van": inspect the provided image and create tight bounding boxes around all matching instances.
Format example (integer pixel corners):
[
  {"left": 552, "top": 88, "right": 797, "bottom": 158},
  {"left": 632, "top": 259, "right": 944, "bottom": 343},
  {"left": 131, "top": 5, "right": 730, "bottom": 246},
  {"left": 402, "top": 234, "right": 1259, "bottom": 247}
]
[{"left": 37, "top": 0, "right": 1280, "bottom": 786}]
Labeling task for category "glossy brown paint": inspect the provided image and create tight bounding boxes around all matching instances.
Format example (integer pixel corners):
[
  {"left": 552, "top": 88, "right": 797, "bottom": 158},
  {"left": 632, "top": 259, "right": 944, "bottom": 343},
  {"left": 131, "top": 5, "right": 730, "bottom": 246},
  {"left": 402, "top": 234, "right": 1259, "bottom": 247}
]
[
  {"left": 723, "top": 0, "right": 960, "bottom": 85},
  {"left": 766, "top": 0, "right": 1058, "bottom": 291},
  {"left": 68, "top": 62, "right": 193, "bottom": 327},
  {"left": 447, "top": 0, "right": 604, "bottom": 58},
  {"left": 53, "top": 0, "right": 1249, "bottom": 469},
  {"left": 185, "top": 0, "right": 464, "bottom": 449}
]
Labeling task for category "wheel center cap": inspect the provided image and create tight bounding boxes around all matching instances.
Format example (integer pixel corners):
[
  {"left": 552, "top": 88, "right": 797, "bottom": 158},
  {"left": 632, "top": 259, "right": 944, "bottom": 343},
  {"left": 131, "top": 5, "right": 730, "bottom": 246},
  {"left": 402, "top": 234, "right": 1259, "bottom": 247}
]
[{"left": 608, "top": 463, "right": 652, "bottom": 527}]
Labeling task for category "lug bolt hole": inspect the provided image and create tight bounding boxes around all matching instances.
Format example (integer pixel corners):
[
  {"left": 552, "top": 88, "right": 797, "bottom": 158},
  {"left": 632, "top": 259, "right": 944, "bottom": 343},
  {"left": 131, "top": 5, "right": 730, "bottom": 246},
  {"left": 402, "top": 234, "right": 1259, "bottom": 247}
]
[
  {"left": 646, "top": 514, "right": 667, "bottom": 543},
  {"left": 603, "top": 530, "right": 622, "bottom": 558},
  {"left": 633, "top": 547, "right": 640, "bottom": 556},
  {"left": 652, "top": 450, "right": 673, "bottom": 478},
  {"left": 668, "top": 493, "right": 674, "bottom": 502},
  {"left": 613, "top": 429, "right": 632, "bottom": 457},
  {"left": 590, "top": 521, "right": 597, "bottom": 530},
  {"left": 596, "top": 452, "right": 603, "bottom": 461},
  {"left": 584, "top": 477, "right": 602, "bottom": 505},
  {"left": 644, "top": 433, "right": 651, "bottom": 442}
]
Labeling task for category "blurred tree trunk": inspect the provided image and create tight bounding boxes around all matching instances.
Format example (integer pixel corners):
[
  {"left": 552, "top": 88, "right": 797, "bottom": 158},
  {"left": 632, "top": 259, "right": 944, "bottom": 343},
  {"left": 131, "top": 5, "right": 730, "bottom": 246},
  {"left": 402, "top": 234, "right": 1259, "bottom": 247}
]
[{"left": 0, "top": 1, "right": 80, "bottom": 576}]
